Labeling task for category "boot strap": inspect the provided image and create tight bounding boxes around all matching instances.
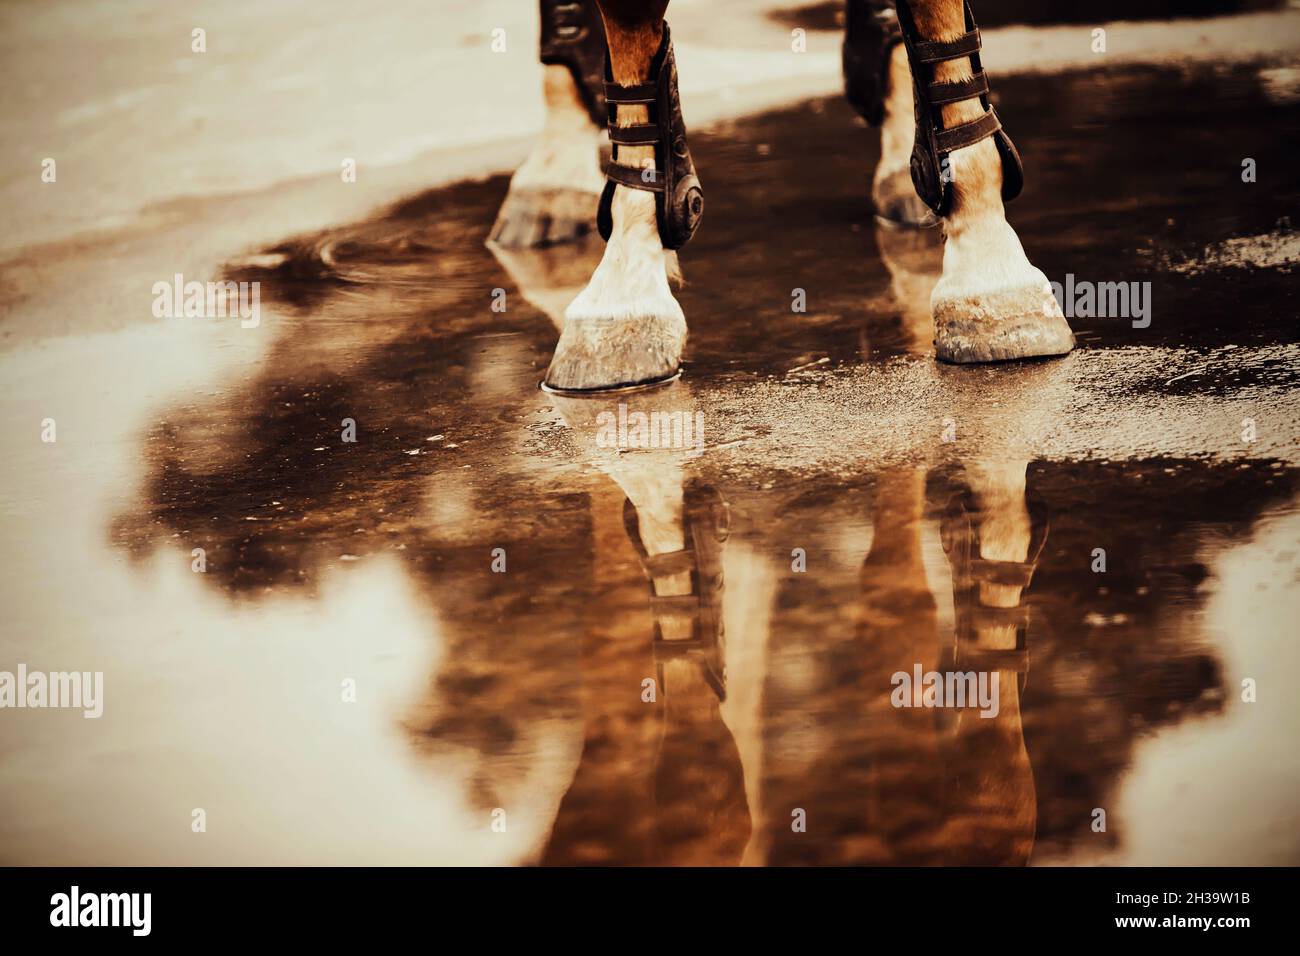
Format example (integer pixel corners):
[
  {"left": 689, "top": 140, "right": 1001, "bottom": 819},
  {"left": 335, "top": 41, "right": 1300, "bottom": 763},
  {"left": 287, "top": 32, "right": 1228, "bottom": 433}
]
[
  {"left": 969, "top": 555, "right": 1036, "bottom": 588},
  {"left": 912, "top": 28, "right": 982, "bottom": 63},
  {"left": 897, "top": 0, "right": 1024, "bottom": 216},
  {"left": 608, "top": 124, "right": 660, "bottom": 146},
  {"left": 641, "top": 548, "right": 695, "bottom": 576},
  {"left": 928, "top": 71, "right": 989, "bottom": 105},
  {"left": 596, "top": 22, "right": 704, "bottom": 250},
  {"left": 604, "top": 81, "right": 656, "bottom": 104},
  {"left": 605, "top": 161, "right": 665, "bottom": 193},
  {"left": 968, "top": 603, "right": 1031, "bottom": 630},
  {"left": 622, "top": 487, "right": 728, "bottom": 701}
]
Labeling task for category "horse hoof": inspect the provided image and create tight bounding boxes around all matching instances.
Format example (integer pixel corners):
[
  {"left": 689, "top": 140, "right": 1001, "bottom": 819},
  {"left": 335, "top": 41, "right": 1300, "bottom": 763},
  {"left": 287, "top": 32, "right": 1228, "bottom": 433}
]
[
  {"left": 488, "top": 187, "right": 600, "bottom": 248},
  {"left": 933, "top": 281, "right": 1075, "bottom": 364},
  {"left": 543, "top": 314, "right": 685, "bottom": 391},
  {"left": 872, "top": 167, "right": 938, "bottom": 229}
]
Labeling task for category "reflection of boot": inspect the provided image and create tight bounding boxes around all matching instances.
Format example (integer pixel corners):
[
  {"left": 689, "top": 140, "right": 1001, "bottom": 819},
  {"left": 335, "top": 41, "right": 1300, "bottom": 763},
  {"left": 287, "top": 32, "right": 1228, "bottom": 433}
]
[
  {"left": 623, "top": 482, "right": 730, "bottom": 701},
  {"left": 940, "top": 489, "right": 1047, "bottom": 692},
  {"left": 624, "top": 482, "right": 751, "bottom": 865}
]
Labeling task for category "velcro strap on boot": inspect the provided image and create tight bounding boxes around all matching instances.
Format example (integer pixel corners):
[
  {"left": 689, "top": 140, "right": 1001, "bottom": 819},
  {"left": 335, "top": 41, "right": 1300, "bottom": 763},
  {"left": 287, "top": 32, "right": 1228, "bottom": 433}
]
[
  {"left": 969, "top": 556, "right": 1035, "bottom": 588},
  {"left": 604, "top": 81, "right": 656, "bottom": 104},
  {"left": 654, "top": 636, "right": 707, "bottom": 657},
  {"left": 969, "top": 603, "right": 1030, "bottom": 630},
  {"left": 641, "top": 549, "right": 695, "bottom": 577},
  {"left": 608, "top": 124, "right": 660, "bottom": 146},
  {"left": 596, "top": 22, "right": 703, "bottom": 250},
  {"left": 896, "top": 0, "right": 1024, "bottom": 216},
  {"left": 927, "top": 71, "right": 989, "bottom": 105},
  {"left": 912, "top": 28, "right": 981, "bottom": 64},
  {"left": 649, "top": 593, "right": 699, "bottom": 614},
  {"left": 935, "top": 109, "right": 1002, "bottom": 153},
  {"left": 605, "top": 161, "right": 665, "bottom": 192}
]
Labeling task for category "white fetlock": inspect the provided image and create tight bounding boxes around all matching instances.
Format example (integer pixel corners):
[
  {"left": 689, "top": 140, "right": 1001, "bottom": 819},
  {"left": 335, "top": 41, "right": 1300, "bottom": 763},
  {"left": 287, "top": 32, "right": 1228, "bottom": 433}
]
[
  {"left": 928, "top": 133, "right": 1074, "bottom": 364},
  {"left": 932, "top": 205, "right": 1074, "bottom": 363},
  {"left": 544, "top": 185, "right": 685, "bottom": 391}
]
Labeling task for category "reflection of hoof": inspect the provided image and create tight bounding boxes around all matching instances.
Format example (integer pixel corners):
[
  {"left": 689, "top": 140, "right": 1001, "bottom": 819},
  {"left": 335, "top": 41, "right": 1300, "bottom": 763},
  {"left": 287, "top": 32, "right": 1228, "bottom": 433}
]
[
  {"left": 487, "top": 233, "right": 605, "bottom": 329},
  {"left": 488, "top": 187, "right": 600, "bottom": 248},
  {"left": 873, "top": 167, "right": 939, "bottom": 229},
  {"left": 544, "top": 314, "right": 685, "bottom": 391},
  {"left": 934, "top": 281, "right": 1075, "bottom": 364},
  {"left": 876, "top": 217, "right": 944, "bottom": 287}
]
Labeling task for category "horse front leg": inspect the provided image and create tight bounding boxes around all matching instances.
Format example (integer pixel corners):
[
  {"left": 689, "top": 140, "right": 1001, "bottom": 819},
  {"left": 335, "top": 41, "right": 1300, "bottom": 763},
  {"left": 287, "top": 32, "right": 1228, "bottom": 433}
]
[
  {"left": 544, "top": 0, "right": 700, "bottom": 392},
  {"left": 898, "top": 0, "right": 1075, "bottom": 362}
]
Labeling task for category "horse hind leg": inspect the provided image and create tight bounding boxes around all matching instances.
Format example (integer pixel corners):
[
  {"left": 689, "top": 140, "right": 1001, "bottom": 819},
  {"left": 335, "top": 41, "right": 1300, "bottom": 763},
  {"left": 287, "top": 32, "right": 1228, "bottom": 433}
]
[
  {"left": 490, "top": 1, "right": 607, "bottom": 248},
  {"left": 844, "top": 1, "right": 936, "bottom": 227}
]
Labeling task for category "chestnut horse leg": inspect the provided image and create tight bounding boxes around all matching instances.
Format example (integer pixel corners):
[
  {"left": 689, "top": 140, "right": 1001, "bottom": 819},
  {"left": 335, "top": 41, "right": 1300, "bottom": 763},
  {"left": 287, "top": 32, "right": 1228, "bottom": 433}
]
[
  {"left": 543, "top": 1, "right": 687, "bottom": 392},
  {"left": 906, "top": 0, "right": 1074, "bottom": 362}
]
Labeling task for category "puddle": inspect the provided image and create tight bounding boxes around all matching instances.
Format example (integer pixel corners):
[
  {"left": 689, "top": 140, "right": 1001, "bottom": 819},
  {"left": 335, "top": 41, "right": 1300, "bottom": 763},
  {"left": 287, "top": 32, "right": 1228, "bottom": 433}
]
[{"left": 1, "top": 63, "right": 1298, "bottom": 865}]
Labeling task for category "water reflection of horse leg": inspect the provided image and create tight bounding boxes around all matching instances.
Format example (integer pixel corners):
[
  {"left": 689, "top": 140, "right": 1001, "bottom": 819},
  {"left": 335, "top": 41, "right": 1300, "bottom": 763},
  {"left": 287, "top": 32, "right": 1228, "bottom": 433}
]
[
  {"left": 850, "top": 467, "right": 945, "bottom": 863},
  {"left": 937, "top": 457, "right": 1038, "bottom": 864},
  {"left": 541, "top": 479, "right": 749, "bottom": 865},
  {"left": 763, "top": 467, "right": 944, "bottom": 865},
  {"left": 861, "top": 222, "right": 943, "bottom": 359},
  {"left": 611, "top": 465, "right": 750, "bottom": 864},
  {"left": 541, "top": 480, "right": 663, "bottom": 864},
  {"left": 542, "top": 389, "right": 750, "bottom": 864},
  {"left": 487, "top": 234, "right": 606, "bottom": 333},
  {"left": 636, "top": 482, "right": 750, "bottom": 865}
]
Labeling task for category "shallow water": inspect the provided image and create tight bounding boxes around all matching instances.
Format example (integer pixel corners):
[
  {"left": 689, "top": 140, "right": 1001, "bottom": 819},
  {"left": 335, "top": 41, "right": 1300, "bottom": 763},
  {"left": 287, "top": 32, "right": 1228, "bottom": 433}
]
[{"left": 1, "top": 64, "right": 1298, "bottom": 865}]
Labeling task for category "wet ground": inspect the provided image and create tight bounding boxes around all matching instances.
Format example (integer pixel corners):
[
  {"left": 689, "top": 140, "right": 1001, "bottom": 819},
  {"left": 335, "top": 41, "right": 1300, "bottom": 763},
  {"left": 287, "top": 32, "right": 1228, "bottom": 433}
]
[
  {"left": 773, "top": 0, "right": 1289, "bottom": 31},
  {"left": 2, "top": 58, "right": 1299, "bottom": 864}
]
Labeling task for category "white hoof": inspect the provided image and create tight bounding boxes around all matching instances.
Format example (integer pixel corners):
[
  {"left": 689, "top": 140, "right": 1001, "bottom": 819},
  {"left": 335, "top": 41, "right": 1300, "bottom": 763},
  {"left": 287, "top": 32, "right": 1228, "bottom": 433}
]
[
  {"left": 545, "top": 187, "right": 685, "bottom": 391},
  {"left": 933, "top": 217, "right": 1075, "bottom": 363}
]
